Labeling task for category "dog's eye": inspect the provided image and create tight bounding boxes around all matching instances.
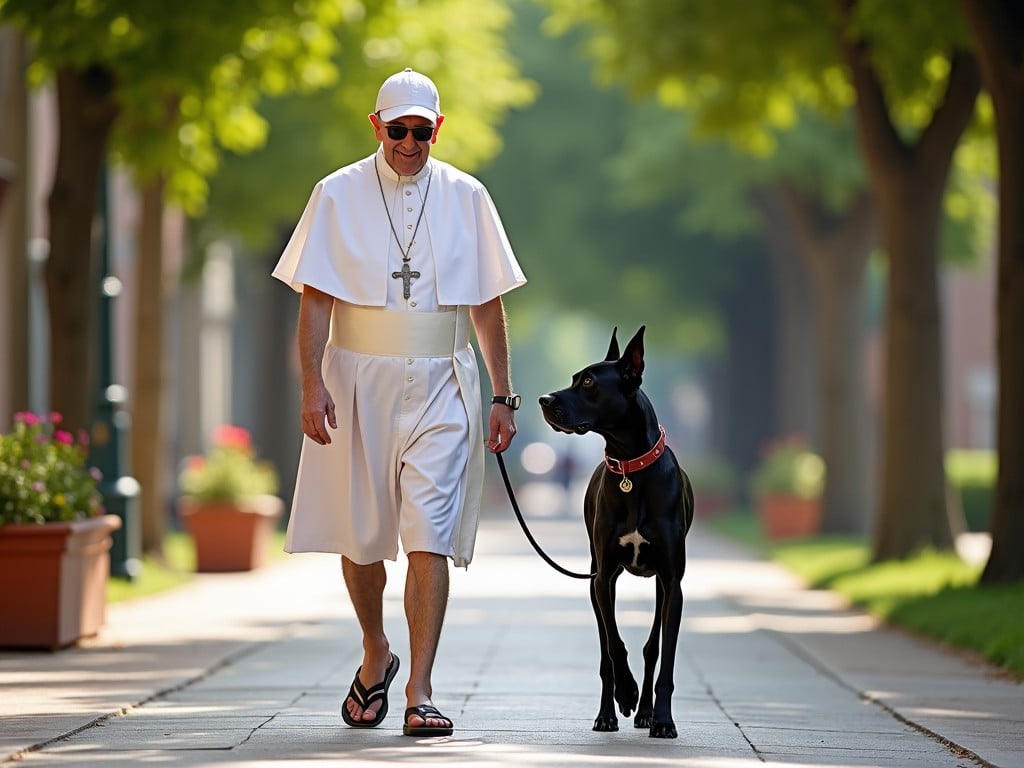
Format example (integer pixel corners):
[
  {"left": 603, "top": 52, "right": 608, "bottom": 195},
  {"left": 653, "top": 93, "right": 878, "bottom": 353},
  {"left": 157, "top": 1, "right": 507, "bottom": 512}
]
[{"left": 582, "top": 376, "right": 594, "bottom": 388}]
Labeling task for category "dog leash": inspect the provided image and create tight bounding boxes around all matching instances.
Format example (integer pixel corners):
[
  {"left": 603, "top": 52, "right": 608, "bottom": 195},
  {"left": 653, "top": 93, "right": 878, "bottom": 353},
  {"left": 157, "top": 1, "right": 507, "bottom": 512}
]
[{"left": 494, "top": 452, "right": 596, "bottom": 580}]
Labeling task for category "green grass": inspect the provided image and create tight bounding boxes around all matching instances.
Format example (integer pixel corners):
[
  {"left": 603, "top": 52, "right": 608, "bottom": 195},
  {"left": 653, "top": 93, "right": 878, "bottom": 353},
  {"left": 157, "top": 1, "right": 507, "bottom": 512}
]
[
  {"left": 106, "top": 531, "right": 288, "bottom": 604},
  {"left": 708, "top": 513, "right": 1024, "bottom": 678}
]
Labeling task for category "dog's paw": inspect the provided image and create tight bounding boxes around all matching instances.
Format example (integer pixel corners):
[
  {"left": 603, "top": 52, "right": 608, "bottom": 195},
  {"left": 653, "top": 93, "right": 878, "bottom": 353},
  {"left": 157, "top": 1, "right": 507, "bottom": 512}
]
[
  {"left": 633, "top": 711, "right": 654, "bottom": 729},
  {"left": 649, "top": 721, "right": 678, "bottom": 739},
  {"left": 615, "top": 679, "right": 639, "bottom": 718},
  {"left": 592, "top": 715, "right": 619, "bottom": 732}
]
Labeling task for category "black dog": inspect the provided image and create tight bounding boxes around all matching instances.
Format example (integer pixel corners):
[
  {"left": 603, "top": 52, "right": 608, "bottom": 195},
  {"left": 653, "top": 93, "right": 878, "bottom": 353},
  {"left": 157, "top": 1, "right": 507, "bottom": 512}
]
[{"left": 538, "top": 326, "right": 694, "bottom": 739}]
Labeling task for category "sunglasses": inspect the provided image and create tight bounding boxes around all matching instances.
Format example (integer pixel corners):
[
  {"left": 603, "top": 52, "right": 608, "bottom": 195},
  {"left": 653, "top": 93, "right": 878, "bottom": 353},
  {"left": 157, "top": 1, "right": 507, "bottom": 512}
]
[{"left": 384, "top": 123, "right": 435, "bottom": 142}]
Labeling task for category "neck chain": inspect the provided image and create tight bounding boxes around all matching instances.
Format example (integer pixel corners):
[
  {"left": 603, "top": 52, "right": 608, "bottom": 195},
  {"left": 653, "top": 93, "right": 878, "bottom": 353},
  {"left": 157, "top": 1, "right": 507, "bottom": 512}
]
[{"left": 375, "top": 159, "right": 432, "bottom": 263}]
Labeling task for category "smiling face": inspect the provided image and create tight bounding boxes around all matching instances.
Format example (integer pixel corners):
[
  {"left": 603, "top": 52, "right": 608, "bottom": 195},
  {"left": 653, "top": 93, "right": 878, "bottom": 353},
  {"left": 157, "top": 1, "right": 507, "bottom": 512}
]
[{"left": 369, "top": 113, "right": 444, "bottom": 177}]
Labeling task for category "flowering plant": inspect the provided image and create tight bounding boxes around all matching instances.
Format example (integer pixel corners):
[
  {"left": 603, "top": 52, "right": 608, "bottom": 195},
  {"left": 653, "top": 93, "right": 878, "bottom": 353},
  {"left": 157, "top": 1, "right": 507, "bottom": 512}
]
[
  {"left": 0, "top": 412, "right": 104, "bottom": 525},
  {"left": 178, "top": 425, "right": 279, "bottom": 503},
  {"left": 749, "top": 435, "right": 825, "bottom": 500}
]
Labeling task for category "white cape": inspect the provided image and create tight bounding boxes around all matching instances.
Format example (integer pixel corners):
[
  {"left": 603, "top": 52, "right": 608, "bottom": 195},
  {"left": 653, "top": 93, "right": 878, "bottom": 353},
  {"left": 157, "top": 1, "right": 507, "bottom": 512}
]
[{"left": 272, "top": 152, "right": 526, "bottom": 306}]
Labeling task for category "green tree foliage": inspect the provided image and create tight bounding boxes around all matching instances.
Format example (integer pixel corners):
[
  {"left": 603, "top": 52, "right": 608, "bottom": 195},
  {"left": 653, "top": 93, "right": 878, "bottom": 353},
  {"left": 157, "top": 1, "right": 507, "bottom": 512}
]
[
  {"left": 477, "top": 1, "right": 745, "bottom": 357},
  {"left": 200, "top": 0, "right": 536, "bottom": 253},
  {"left": 0, "top": 0, "right": 348, "bottom": 432},
  {"left": 3, "top": 0, "right": 345, "bottom": 211},
  {"left": 538, "top": 0, "right": 992, "bottom": 559}
]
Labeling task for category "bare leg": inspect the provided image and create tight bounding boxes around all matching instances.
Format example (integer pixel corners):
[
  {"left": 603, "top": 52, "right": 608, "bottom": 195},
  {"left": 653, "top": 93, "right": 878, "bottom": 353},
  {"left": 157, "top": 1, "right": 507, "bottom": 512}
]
[
  {"left": 404, "top": 551, "right": 453, "bottom": 729},
  {"left": 341, "top": 556, "right": 392, "bottom": 723}
]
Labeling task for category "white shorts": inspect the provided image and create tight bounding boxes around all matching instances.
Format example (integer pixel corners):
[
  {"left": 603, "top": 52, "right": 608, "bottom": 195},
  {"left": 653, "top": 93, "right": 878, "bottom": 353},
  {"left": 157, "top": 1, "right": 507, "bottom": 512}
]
[{"left": 284, "top": 343, "right": 471, "bottom": 563}]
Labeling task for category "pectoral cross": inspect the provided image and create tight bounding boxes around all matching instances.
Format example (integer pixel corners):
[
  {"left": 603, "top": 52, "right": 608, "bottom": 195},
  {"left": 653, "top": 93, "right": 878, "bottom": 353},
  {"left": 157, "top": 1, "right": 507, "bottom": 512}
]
[{"left": 392, "top": 262, "right": 421, "bottom": 299}]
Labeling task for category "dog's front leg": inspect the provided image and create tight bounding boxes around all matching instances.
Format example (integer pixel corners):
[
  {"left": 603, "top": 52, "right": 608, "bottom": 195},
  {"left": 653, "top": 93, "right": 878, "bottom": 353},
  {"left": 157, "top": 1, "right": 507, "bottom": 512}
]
[
  {"left": 590, "top": 567, "right": 638, "bottom": 731},
  {"left": 589, "top": 574, "right": 619, "bottom": 732},
  {"left": 633, "top": 579, "right": 663, "bottom": 730},
  {"left": 649, "top": 576, "right": 683, "bottom": 739}
]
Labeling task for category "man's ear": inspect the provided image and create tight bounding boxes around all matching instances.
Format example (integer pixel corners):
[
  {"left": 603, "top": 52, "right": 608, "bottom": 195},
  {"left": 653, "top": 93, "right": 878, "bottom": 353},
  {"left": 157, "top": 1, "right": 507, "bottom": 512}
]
[
  {"left": 431, "top": 114, "right": 445, "bottom": 144},
  {"left": 368, "top": 113, "right": 383, "bottom": 140}
]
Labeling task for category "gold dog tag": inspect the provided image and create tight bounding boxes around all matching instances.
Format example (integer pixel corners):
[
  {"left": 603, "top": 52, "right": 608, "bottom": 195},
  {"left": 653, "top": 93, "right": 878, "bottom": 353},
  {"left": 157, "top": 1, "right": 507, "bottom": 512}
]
[{"left": 619, "top": 476, "right": 633, "bottom": 493}]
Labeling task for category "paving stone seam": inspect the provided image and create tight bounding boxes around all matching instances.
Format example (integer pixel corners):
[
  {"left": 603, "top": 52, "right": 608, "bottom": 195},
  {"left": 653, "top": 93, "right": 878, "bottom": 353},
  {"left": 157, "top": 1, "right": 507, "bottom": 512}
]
[
  {"left": 0, "top": 642, "right": 266, "bottom": 765},
  {"left": 770, "top": 629, "right": 997, "bottom": 768},
  {"left": 682, "top": 648, "right": 767, "bottom": 763}
]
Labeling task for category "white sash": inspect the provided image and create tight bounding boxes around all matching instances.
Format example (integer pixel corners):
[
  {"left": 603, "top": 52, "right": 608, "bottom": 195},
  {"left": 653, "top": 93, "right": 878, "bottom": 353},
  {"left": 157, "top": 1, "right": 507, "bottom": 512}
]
[{"left": 328, "top": 302, "right": 483, "bottom": 568}]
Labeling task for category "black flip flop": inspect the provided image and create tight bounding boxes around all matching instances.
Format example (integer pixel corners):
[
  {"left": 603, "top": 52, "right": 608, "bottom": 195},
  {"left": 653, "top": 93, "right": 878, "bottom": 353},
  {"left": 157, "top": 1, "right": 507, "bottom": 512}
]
[
  {"left": 403, "top": 704, "right": 454, "bottom": 737},
  {"left": 341, "top": 654, "right": 400, "bottom": 728}
]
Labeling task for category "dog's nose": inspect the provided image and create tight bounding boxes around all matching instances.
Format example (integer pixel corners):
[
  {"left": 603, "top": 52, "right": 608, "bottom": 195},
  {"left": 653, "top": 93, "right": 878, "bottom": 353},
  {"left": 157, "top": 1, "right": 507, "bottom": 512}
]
[{"left": 539, "top": 394, "right": 555, "bottom": 407}]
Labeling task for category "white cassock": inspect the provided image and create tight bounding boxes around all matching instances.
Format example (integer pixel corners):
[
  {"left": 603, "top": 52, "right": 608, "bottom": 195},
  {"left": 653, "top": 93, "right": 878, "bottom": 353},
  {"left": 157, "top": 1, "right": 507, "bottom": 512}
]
[{"left": 272, "top": 149, "right": 526, "bottom": 567}]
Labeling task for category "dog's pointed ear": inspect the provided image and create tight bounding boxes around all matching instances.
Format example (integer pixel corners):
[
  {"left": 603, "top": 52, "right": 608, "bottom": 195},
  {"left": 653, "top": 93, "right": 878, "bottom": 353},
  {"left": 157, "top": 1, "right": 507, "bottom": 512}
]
[
  {"left": 604, "top": 327, "right": 620, "bottom": 361},
  {"left": 619, "top": 326, "right": 646, "bottom": 386}
]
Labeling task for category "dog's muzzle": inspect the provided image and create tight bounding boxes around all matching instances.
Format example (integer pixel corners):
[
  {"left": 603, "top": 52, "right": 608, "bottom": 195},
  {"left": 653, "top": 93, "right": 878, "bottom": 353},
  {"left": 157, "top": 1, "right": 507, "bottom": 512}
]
[{"left": 538, "top": 394, "right": 591, "bottom": 435}]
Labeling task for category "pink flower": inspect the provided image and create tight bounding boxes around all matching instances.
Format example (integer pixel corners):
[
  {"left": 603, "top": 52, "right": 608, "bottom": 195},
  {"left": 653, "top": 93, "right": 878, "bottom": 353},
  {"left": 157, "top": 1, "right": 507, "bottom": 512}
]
[
  {"left": 186, "top": 456, "right": 206, "bottom": 471},
  {"left": 19, "top": 412, "right": 40, "bottom": 426},
  {"left": 50, "top": 412, "right": 63, "bottom": 425},
  {"left": 213, "top": 425, "right": 252, "bottom": 451},
  {"left": 54, "top": 430, "right": 74, "bottom": 445}
]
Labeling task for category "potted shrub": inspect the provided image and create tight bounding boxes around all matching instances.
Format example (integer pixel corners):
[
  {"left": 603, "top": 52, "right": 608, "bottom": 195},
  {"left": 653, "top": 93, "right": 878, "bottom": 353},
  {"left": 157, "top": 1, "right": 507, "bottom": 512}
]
[
  {"left": 0, "top": 412, "right": 121, "bottom": 649},
  {"left": 686, "top": 456, "right": 737, "bottom": 518},
  {"left": 177, "top": 425, "right": 282, "bottom": 572},
  {"left": 749, "top": 435, "right": 826, "bottom": 538}
]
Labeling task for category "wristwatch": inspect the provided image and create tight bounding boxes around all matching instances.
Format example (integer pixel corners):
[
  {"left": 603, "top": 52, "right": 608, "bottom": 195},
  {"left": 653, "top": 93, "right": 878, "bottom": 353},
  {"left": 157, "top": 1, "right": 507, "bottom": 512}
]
[{"left": 491, "top": 394, "right": 522, "bottom": 410}]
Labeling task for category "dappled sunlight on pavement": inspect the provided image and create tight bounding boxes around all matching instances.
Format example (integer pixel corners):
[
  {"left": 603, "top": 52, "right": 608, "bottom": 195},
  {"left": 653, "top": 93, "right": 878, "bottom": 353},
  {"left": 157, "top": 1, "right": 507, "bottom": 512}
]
[{"left": 1, "top": 518, "right": 1019, "bottom": 767}]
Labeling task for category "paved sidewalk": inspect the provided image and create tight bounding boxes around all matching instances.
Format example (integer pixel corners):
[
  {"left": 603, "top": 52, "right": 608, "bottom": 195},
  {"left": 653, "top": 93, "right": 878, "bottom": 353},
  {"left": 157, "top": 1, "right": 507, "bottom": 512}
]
[{"left": 1, "top": 516, "right": 1021, "bottom": 767}]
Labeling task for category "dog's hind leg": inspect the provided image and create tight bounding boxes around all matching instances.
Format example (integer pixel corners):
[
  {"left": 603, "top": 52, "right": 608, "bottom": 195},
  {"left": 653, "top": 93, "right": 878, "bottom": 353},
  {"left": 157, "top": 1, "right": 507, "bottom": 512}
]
[
  {"left": 590, "top": 567, "right": 638, "bottom": 731},
  {"left": 634, "top": 580, "right": 663, "bottom": 729},
  {"left": 649, "top": 576, "right": 683, "bottom": 738}
]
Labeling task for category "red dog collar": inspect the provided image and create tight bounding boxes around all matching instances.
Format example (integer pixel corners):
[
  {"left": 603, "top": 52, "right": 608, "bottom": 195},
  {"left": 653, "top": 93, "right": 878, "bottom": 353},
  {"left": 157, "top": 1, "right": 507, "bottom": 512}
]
[{"left": 604, "top": 425, "right": 667, "bottom": 477}]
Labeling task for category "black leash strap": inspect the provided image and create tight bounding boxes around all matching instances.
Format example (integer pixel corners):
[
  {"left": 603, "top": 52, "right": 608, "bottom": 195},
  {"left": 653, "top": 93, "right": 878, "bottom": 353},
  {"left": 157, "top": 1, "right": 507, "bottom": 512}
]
[{"left": 494, "top": 452, "right": 595, "bottom": 580}]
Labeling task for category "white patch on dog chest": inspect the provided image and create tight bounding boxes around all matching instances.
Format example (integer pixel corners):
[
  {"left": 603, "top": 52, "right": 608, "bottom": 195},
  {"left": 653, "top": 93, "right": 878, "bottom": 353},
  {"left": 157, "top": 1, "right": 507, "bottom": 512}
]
[{"left": 618, "top": 530, "right": 649, "bottom": 568}]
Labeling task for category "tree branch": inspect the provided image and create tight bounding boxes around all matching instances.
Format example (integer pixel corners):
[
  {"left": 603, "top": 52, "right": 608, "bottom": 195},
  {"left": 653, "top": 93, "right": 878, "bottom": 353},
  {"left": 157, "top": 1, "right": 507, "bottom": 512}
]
[
  {"left": 834, "top": 0, "right": 907, "bottom": 174},
  {"left": 918, "top": 50, "right": 981, "bottom": 170}
]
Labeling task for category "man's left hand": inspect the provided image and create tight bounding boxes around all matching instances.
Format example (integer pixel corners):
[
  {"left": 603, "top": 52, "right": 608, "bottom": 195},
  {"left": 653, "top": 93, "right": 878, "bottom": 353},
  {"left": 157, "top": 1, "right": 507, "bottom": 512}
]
[{"left": 486, "top": 404, "right": 517, "bottom": 453}]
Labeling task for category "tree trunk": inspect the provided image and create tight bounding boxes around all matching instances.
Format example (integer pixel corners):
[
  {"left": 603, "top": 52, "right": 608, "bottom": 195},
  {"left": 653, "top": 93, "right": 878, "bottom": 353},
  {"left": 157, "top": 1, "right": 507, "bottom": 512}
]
[
  {"left": 873, "top": 174, "right": 954, "bottom": 557},
  {"left": 1, "top": 29, "right": 30, "bottom": 420},
  {"left": 132, "top": 177, "right": 169, "bottom": 555},
  {"left": 837, "top": 7, "right": 980, "bottom": 559},
  {"left": 959, "top": 0, "right": 1024, "bottom": 583},
  {"left": 756, "top": 192, "right": 818, "bottom": 444},
  {"left": 45, "top": 66, "right": 118, "bottom": 433},
  {"left": 807, "top": 197, "right": 875, "bottom": 535},
  {"left": 760, "top": 186, "right": 876, "bottom": 535}
]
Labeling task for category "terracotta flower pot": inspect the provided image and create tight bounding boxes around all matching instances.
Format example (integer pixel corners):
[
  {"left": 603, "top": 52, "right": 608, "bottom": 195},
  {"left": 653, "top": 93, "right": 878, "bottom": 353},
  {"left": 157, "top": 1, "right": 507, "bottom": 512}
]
[
  {"left": 0, "top": 514, "right": 122, "bottom": 649},
  {"left": 755, "top": 494, "right": 822, "bottom": 539},
  {"left": 179, "top": 495, "right": 283, "bottom": 572}
]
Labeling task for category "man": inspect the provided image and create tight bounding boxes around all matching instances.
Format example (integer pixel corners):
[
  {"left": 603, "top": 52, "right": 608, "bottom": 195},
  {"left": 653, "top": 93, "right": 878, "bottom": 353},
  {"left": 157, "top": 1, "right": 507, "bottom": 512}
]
[{"left": 272, "top": 68, "right": 526, "bottom": 738}]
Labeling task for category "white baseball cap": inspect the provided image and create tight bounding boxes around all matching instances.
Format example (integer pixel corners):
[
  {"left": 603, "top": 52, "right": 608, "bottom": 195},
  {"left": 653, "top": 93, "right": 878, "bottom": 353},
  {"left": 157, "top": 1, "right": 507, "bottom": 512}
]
[{"left": 375, "top": 68, "right": 440, "bottom": 123}]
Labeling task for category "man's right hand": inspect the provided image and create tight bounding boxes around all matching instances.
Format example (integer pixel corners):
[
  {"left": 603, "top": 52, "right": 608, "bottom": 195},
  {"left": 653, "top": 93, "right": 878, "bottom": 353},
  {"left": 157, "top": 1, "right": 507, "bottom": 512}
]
[{"left": 301, "top": 386, "right": 337, "bottom": 445}]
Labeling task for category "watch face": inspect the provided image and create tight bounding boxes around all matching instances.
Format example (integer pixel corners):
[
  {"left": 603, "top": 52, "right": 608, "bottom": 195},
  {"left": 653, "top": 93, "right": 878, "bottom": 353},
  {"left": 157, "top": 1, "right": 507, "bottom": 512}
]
[{"left": 494, "top": 395, "right": 521, "bottom": 410}]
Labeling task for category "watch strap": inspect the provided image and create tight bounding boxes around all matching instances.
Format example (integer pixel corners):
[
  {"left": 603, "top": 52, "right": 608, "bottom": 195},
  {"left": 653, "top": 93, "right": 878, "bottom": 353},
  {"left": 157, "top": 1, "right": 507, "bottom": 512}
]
[{"left": 491, "top": 394, "right": 521, "bottom": 410}]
